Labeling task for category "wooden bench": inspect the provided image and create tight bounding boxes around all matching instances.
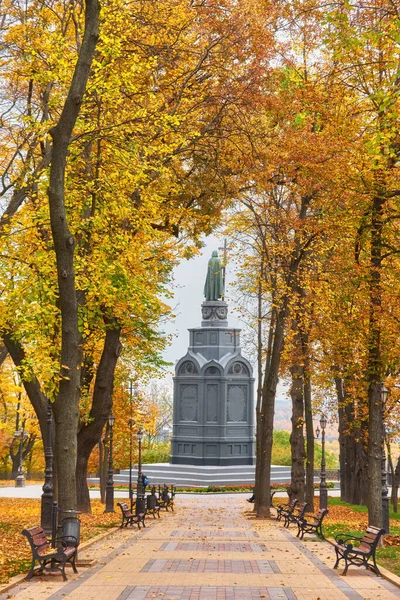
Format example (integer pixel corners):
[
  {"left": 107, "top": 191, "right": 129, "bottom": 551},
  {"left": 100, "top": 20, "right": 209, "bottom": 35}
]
[
  {"left": 284, "top": 501, "right": 307, "bottom": 528},
  {"left": 333, "top": 525, "right": 385, "bottom": 576},
  {"left": 276, "top": 498, "right": 298, "bottom": 522},
  {"left": 117, "top": 502, "right": 146, "bottom": 529},
  {"left": 22, "top": 526, "right": 78, "bottom": 581},
  {"left": 297, "top": 508, "right": 328, "bottom": 540}
]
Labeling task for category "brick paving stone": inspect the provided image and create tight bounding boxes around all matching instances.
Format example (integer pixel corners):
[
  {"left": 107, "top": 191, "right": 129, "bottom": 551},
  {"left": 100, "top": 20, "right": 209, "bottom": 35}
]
[
  {"left": 140, "top": 559, "right": 279, "bottom": 574},
  {"left": 115, "top": 586, "right": 295, "bottom": 600},
  {"left": 159, "top": 543, "right": 267, "bottom": 553},
  {"left": 170, "top": 531, "right": 259, "bottom": 539}
]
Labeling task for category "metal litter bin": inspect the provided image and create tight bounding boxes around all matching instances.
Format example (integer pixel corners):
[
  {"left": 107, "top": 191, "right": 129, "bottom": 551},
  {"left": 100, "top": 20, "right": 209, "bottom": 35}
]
[
  {"left": 61, "top": 509, "right": 81, "bottom": 547},
  {"left": 147, "top": 494, "right": 156, "bottom": 511}
]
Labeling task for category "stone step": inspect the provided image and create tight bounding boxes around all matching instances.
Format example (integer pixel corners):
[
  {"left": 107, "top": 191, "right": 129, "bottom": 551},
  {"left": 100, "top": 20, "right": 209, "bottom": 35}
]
[{"left": 88, "top": 463, "right": 294, "bottom": 487}]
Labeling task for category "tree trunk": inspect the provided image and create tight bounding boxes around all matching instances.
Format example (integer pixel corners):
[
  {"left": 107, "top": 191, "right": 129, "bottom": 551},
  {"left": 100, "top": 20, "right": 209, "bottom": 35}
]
[
  {"left": 2, "top": 333, "right": 48, "bottom": 443},
  {"left": 336, "top": 377, "right": 368, "bottom": 505},
  {"left": 47, "top": 0, "right": 99, "bottom": 511},
  {"left": 367, "top": 191, "right": 385, "bottom": 528},
  {"left": 0, "top": 344, "right": 8, "bottom": 365},
  {"left": 290, "top": 358, "right": 305, "bottom": 503},
  {"left": 254, "top": 193, "right": 312, "bottom": 517},
  {"left": 256, "top": 306, "right": 287, "bottom": 517},
  {"left": 304, "top": 372, "right": 314, "bottom": 512},
  {"left": 253, "top": 266, "right": 264, "bottom": 512},
  {"left": 76, "top": 325, "right": 122, "bottom": 512}
]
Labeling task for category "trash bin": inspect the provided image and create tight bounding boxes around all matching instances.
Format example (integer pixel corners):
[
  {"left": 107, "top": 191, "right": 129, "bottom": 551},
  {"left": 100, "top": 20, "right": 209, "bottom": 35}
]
[
  {"left": 147, "top": 494, "right": 157, "bottom": 511},
  {"left": 61, "top": 510, "right": 81, "bottom": 547}
]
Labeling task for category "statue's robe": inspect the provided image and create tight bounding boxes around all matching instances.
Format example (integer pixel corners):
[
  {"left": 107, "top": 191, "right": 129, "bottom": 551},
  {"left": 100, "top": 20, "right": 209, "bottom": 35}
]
[{"left": 204, "top": 255, "right": 224, "bottom": 300}]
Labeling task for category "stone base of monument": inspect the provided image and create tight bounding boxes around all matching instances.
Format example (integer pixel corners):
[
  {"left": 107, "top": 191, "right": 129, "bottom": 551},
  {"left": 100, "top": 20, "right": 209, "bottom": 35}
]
[{"left": 89, "top": 464, "right": 292, "bottom": 488}]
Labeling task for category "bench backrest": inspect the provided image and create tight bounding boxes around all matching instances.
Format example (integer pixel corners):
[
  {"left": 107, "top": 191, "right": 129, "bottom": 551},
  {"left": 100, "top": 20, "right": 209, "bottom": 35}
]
[
  {"left": 359, "top": 526, "right": 385, "bottom": 554},
  {"left": 117, "top": 502, "right": 132, "bottom": 516},
  {"left": 314, "top": 508, "right": 328, "bottom": 522},
  {"left": 22, "top": 526, "right": 50, "bottom": 556},
  {"left": 160, "top": 484, "right": 170, "bottom": 501},
  {"left": 294, "top": 502, "right": 307, "bottom": 517}
]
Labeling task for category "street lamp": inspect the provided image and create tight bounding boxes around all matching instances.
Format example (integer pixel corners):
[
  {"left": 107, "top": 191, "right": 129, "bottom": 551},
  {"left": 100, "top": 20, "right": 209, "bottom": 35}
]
[
  {"left": 135, "top": 428, "right": 145, "bottom": 515},
  {"left": 14, "top": 427, "right": 27, "bottom": 487},
  {"left": 128, "top": 381, "right": 139, "bottom": 512},
  {"left": 316, "top": 415, "right": 328, "bottom": 510},
  {"left": 41, "top": 400, "right": 54, "bottom": 535},
  {"left": 104, "top": 413, "right": 115, "bottom": 513},
  {"left": 381, "top": 383, "right": 390, "bottom": 534}
]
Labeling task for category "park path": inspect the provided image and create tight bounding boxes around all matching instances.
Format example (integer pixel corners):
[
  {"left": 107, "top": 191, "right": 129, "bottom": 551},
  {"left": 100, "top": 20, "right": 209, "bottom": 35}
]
[{"left": 1, "top": 495, "right": 399, "bottom": 600}]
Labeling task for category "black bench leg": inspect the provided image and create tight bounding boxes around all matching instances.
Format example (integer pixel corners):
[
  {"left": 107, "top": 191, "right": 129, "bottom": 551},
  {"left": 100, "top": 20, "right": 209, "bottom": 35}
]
[
  {"left": 333, "top": 549, "right": 340, "bottom": 569},
  {"left": 26, "top": 559, "right": 36, "bottom": 581},
  {"left": 72, "top": 552, "right": 78, "bottom": 574},
  {"left": 61, "top": 561, "right": 68, "bottom": 582},
  {"left": 370, "top": 556, "right": 382, "bottom": 576},
  {"left": 342, "top": 558, "right": 349, "bottom": 576}
]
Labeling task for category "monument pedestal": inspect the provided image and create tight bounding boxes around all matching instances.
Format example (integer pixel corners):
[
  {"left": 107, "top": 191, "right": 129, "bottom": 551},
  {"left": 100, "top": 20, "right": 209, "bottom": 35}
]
[{"left": 170, "top": 300, "right": 255, "bottom": 466}]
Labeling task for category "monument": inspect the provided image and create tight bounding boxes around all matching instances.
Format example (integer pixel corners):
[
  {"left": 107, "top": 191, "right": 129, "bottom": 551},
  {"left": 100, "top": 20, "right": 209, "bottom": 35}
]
[{"left": 170, "top": 249, "right": 255, "bottom": 466}]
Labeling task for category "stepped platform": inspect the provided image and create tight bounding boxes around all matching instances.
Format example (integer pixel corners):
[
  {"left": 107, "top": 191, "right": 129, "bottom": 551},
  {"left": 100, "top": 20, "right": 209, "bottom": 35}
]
[{"left": 88, "top": 463, "right": 292, "bottom": 487}]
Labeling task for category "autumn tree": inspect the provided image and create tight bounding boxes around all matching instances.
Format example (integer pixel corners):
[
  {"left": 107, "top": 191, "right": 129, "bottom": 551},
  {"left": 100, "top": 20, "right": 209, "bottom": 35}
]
[{"left": 0, "top": 0, "right": 278, "bottom": 511}]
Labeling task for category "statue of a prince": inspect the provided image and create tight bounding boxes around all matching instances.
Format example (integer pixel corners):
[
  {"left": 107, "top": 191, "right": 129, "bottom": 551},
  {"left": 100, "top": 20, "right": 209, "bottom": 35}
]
[{"left": 204, "top": 250, "right": 224, "bottom": 301}]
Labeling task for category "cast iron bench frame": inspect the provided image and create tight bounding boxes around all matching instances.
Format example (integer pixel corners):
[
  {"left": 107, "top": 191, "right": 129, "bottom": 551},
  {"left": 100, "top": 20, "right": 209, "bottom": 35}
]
[
  {"left": 22, "top": 525, "right": 78, "bottom": 581},
  {"left": 276, "top": 498, "right": 298, "bottom": 522},
  {"left": 117, "top": 501, "right": 146, "bottom": 529},
  {"left": 158, "top": 484, "right": 175, "bottom": 511},
  {"left": 297, "top": 508, "right": 328, "bottom": 540},
  {"left": 333, "top": 525, "right": 385, "bottom": 576},
  {"left": 284, "top": 501, "right": 307, "bottom": 528}
]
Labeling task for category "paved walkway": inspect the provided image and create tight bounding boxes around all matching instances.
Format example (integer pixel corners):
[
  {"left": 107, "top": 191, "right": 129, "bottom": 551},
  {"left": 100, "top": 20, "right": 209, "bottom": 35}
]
[{"left": 1, "top": 495, "right": 399, "bottom": 600}]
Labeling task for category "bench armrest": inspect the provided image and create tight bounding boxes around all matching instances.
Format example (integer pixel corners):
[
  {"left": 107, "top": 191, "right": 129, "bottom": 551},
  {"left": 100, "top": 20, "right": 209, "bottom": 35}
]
[{"left": 334, "top": 533, "right": 364, "bottom": 545}]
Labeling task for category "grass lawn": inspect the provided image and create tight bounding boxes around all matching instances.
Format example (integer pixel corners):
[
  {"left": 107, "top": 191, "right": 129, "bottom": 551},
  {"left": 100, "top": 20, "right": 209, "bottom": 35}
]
[
  {"left": 319, "top": 497, "right": 400, "bottom": 577},
  {"left": 0, "top": 498, "right": 119, "bottom": 585}
]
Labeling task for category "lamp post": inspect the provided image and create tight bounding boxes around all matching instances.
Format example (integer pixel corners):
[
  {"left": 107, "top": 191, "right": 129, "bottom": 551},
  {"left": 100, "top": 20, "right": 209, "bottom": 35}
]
[
  {"left": 135, "top": 428, "right": 145, "bottom": 515},
  {"left": 14, "top": 427, "right": 27, "bottom": 487},
  {"left": 104, "top": 413, "right": 115, "bottom": 513},
  {"left": 128, "top": 382, "right": 139, "bottom": 512},
  {"left": 380, "top": 383, "right": 390, "bottom": 534},
  {"left": 317, "top": 415, "right": 328, "bottom": 510},
  {"left": 41, "top": 400, "right": 54, "bottom": 535}
]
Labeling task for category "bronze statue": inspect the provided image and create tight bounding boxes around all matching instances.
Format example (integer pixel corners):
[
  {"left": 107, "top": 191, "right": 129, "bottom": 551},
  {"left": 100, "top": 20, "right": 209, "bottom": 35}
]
[{"left": 204, "top": 251, "right": 224, "bottom": 301}]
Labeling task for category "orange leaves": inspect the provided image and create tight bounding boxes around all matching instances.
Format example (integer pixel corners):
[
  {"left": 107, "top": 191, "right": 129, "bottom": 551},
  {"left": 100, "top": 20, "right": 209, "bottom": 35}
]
[
  {"left": 324, "top": 505, "right": 368, "bottom": 531},
  {"left": 0, "top": 498, "right": 118, "bottom": 584}
]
